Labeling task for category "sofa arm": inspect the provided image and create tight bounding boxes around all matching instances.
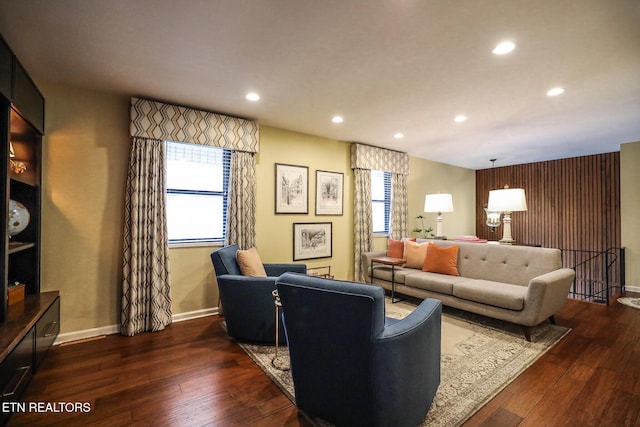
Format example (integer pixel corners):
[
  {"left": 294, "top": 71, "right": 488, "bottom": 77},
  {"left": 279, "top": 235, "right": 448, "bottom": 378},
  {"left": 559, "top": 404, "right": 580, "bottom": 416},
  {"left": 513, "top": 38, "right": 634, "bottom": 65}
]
[
  {"left": 372, "top": 299, "right": 442, "bottom": 426},
  {"left": 264, "top": 263, "right": 307, "bottom": 276},
  {"left": 525, "top": 268, "right": 576, "bottom": 325},
  {"left": 361, "top": 250, "right": 389, "bottom": 282}
]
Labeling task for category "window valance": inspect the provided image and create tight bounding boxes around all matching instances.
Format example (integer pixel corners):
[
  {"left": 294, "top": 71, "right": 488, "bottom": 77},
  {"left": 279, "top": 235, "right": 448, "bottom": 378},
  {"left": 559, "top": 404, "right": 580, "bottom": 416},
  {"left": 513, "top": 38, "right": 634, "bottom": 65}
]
[
  {"left": 350, "top": 143, "right": 409, "bottom": 175},
  {"left": 130, "top": 97, "right": 259, "bottom": 153}
]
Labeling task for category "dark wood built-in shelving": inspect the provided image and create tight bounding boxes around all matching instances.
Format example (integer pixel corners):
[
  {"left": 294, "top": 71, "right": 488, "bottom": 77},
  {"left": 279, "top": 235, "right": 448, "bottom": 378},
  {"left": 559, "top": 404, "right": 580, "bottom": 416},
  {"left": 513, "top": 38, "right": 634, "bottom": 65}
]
[
  {"left": 1, "top": 32, "right": 59, "bottom": 425},
  {"left": 7, "top": 242, "right": 36, "bottom": 255}
]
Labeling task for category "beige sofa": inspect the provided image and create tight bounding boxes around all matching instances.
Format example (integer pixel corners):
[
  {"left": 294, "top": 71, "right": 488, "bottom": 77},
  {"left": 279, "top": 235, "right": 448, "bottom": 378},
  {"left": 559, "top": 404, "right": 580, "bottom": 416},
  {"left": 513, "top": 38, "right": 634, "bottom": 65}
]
[{"left": 363, "top": 239, "right": 575, "bottom": 340}]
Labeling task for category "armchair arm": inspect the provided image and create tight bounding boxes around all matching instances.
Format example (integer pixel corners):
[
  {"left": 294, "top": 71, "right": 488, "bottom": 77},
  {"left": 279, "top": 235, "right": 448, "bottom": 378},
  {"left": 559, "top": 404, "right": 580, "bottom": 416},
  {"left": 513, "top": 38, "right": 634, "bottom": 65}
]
[
  {"left": 372, "top": 299, "right": 442, "bottom": 426},
  {"left": 216, "top": 275, "right": 278, "bottom": 314},
  {"left": 217, "top": 274, "right": 277, "bottom": 288},
  {"left": 216, "top": 274, "right": 280, "bottom": 343},
  {"left": 264, "top": 263, "right": 307, "bottom": 276}
]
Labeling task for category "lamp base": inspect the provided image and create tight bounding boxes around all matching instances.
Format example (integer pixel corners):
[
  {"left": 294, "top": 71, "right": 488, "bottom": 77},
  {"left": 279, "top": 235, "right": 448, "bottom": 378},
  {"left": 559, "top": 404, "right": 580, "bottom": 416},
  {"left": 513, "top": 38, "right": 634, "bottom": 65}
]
[{"left": 498, "top": 238, "right": 516, "bottom": 245}]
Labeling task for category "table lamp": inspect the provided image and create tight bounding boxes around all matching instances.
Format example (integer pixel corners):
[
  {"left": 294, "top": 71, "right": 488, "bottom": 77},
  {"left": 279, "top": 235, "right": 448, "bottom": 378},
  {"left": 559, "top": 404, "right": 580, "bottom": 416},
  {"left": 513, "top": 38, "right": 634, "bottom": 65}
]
[{"left": 424, "top": 193, "right": 454, "bottom": 239}]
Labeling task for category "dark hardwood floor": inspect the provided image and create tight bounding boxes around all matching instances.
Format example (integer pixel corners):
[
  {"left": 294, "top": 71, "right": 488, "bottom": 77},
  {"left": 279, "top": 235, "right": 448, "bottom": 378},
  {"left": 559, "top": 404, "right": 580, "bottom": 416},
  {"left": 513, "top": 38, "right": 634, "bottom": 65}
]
[{"left": 8, "top": 293, "right": 640, "bottom": 427}]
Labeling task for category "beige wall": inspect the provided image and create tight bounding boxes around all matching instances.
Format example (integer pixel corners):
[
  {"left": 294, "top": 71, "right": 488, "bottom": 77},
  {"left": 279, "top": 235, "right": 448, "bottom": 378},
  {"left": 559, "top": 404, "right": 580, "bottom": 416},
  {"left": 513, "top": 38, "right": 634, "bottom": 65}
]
[
  {"left": 407, "top": 157, "right": 476, "bottom": 240},
  {"left": 255, "top": 126, "right": 355, "bottom": 280},
  {"left": 40, "top": 83, "right": 129, "bottom": 334},
  {"left": 621, "top": 141, "right": 640, "bottom": 288}
]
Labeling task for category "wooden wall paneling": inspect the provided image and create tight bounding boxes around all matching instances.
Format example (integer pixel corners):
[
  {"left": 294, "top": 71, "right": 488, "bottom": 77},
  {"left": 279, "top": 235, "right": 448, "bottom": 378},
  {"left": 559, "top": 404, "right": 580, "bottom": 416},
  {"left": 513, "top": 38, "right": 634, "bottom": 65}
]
[{"left": 475, "top": 153, "right": 622, "bottom": 300}]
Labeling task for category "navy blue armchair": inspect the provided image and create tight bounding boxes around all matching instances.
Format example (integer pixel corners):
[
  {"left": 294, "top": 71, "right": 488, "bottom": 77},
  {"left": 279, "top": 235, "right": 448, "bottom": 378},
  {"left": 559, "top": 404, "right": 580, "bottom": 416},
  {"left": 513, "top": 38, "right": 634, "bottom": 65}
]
[
  {"left": 276, "top": 272, "right": 441, "bottom": 427},
  {"left": 210, "top": 245, "right": 306, "bottom": 344}
]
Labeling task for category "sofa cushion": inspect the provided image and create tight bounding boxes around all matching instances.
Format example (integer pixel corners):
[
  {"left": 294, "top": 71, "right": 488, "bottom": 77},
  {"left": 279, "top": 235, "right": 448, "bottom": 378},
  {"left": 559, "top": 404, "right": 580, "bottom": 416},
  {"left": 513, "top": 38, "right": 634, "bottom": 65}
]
[
  {"left": 237, "top": 247, "right": 267, "bottom": 277},
  {"left": 452, "top": 280, "right": 526, "bottom": 311},
  {"left": 404, "top": 271, "right": 467, "bottom": 295},
  {"left": 371, "top": 266, "right": 419, "bottom": 284},
  {"left": 423, "top": 243, "right": 459, "bottom": 276},
  {"left": 404, "top": 240, "right": 430, "bottom": 269}
]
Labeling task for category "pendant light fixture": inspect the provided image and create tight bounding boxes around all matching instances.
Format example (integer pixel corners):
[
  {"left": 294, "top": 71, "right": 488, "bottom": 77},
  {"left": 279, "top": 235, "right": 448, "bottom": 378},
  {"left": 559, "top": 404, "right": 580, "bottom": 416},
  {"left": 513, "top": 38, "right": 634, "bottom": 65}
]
[{"left": 484, "top": 159, "right": 502, "bottom": 230}]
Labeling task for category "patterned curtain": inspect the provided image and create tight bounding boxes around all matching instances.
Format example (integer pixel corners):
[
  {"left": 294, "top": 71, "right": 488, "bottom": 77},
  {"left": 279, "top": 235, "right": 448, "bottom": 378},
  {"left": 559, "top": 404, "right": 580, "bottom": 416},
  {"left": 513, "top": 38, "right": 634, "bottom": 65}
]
[
  {"left": 225, "top": 151, "right": 256, "bottom": 249},
  {"left": 130, "top": 97, "right": 259, "bottom": 153},
  {"left": 353, "top": 168, "right": 373, "bottom": 282},
  {"left": 351, "top": 143, "right": 410, "bottom": 281},
  {"left": 390, "top": 173, "right": 409, "bottom": 239},
  {"left": 121, "top": 138, "right": 172, "bottom": 336},
  {"left": 124, "top": 98, "right": 259, "bottom": 332}
]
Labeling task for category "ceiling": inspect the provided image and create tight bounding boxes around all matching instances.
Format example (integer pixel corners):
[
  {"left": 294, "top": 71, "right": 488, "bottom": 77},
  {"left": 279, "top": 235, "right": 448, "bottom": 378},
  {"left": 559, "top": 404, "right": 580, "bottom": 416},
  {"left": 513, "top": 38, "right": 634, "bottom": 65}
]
[{"left": 1, "top": 0, "right": 639, "bottom": 170}]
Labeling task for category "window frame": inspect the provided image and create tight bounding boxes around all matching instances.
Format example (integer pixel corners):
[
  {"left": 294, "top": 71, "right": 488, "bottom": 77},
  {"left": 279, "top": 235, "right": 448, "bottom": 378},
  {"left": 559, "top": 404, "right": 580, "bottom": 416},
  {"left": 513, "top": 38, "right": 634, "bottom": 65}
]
[{"left": 165, "top": 141, "right": 232, "bottom": 247}]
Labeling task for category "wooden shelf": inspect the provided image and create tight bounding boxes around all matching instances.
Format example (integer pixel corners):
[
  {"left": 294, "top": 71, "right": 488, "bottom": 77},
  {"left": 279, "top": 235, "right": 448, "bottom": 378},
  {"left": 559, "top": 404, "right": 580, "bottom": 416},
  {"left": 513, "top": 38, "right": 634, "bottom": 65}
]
[
  {"left": 8, "top": 241, "right": 36, "bottom": 254},
  {"left": 1, "top": 33, "right": 55, "bottom": 421}
]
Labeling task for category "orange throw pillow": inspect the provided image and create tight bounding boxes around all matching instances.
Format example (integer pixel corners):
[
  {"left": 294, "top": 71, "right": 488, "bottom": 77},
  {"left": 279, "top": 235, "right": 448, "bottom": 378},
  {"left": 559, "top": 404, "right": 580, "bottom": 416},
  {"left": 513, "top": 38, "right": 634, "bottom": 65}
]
[
  {"left": 423, "top": 244, "right": 459, "bottom": 276},
  {"left": 236, "top": 247, "right": 267, "bottom": 277},
  {"left": 386, "top": 239, "right": 405, "bottom": 258},
  {"left": 404, "top": 240, "right": 430, "bottom": 269},
  {"left": 386, "top": 238, "right": 417, "bottom": 258}
]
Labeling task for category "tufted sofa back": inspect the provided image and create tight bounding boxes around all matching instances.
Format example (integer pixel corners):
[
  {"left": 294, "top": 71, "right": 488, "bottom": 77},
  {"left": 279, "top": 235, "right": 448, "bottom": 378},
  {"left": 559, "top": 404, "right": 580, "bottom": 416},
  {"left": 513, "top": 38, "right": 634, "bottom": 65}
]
[{"left": 417, "top": 240, "right": 562, "bottom": 286}]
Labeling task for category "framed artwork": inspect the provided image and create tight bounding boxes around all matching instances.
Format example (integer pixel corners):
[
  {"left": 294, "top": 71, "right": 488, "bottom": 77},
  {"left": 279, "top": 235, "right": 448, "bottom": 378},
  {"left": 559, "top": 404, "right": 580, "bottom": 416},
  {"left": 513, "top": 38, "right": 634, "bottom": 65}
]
[
  {"left": 293, "top": 222, "right": 332, "bottom": 261},
  {"left": 315, "top": 170, "right": 344, "bottom": 215},
  {"left": 275, "top": 163, "right": 308, "bottom": 214}
]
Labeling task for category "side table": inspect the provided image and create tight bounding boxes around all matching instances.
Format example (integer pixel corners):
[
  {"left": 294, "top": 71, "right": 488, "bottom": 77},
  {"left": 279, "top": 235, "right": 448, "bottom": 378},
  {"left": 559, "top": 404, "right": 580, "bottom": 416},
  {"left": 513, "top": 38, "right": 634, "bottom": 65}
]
[
  {"left": 370, "top": 256, "right": 406, "bottom": 303},
  {"left": 307, "top": 265, "right": 333, "bottom": 279},
  {"left": 271, "top": 289, "right": 290, "bottom": 371}
]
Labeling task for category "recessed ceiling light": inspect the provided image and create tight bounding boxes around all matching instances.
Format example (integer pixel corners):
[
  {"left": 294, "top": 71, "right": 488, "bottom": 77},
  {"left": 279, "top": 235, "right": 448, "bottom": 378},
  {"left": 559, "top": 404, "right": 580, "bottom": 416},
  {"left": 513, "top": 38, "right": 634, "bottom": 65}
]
[
  {"left": 332, "top": 116, "right": 344, "bottom": 124},
  {"left": 546, "top": 87, "right": 565, "bottom": 97},
  {"left": 454, "top": 115, "right": 467, "bottom": 123},
  {"left": 492, "top": 41, "right": 515, "bottom": 55},
  {"left": 246, "top": 92, "right": 260, "bottom": 101},
  {"left": 394, "top": 133, "right": 404, "bottom": 139}
]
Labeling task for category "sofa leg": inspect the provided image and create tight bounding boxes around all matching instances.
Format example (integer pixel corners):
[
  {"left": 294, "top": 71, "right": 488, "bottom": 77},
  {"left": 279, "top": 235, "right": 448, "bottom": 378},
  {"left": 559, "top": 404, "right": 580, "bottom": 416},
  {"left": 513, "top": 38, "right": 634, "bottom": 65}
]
[
  {"left": 521, "top": 326, "right": 532, "bottom": 342},
  {"left": 549, "top": 315, "right": 556, "bottom": 324}
]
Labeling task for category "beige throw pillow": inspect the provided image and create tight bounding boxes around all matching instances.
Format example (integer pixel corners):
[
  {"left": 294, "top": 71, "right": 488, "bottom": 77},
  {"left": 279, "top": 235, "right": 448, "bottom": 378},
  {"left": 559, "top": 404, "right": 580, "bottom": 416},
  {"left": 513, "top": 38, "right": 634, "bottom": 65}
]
[
  {"left": 236, "top": 247, "right": 267, "bottom": 277},
  {"left": 403, "top": 240, "right": 430, "bottom": 269}
]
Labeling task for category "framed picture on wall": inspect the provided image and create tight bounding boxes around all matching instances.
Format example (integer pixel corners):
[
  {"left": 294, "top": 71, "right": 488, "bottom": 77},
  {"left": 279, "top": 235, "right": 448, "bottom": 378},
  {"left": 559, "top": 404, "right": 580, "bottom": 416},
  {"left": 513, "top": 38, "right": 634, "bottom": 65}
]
[
  {"left": 315, "top": 170, "right": 343, "bottom": 215},
  {"left": 293, "top": 222, "right": 332, "bottom": 261},
  {"left": 275, "top": 163, "right": 308, "bottom": 214}
]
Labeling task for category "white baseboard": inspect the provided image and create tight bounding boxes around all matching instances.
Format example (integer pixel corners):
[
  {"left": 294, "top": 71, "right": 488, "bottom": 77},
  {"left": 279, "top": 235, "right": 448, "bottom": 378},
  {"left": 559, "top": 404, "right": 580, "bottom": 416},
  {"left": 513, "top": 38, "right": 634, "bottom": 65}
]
[
  {"left": 54, "top": 307, "right": 219, "bottom": 346},
  {"left": 625, "top": 285, "right": 640, "bottom": 294},
  {"left": 171, "top": 307, "right": 219, "bottom": 323},
  {"left": 55, "top": 324, "right": 120, "bottom": 345}
]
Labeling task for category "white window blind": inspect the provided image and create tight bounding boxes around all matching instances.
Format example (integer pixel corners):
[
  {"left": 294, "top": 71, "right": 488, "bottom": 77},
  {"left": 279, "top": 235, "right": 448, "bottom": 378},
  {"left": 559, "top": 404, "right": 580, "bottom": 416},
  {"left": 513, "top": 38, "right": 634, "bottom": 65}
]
[
  {"left": 371, "top": 170, "right": 392, "bottom": 234},
  {"left": 165, "top": 141, "right": 231, "bottom": 244}
]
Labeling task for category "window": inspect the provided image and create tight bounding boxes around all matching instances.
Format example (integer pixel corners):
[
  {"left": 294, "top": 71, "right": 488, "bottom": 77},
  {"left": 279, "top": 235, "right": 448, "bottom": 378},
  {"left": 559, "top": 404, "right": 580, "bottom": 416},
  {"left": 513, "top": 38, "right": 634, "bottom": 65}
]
[
  {"left": 165, "top": 141, "right": 231, "bottom": 245},
  {"left": 371, "top": 170, "right": 392, "bottom": 234}
]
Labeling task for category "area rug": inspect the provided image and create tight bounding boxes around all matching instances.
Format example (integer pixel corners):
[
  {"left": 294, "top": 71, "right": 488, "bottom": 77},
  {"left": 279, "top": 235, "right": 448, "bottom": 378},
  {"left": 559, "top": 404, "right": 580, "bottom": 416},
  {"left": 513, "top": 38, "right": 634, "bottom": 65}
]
[
  {"left": 238, "top": 299, "right": 570, "bottom": 427},
  {"left": 618, "top": 297, "right": 640, "bottom": 309}
]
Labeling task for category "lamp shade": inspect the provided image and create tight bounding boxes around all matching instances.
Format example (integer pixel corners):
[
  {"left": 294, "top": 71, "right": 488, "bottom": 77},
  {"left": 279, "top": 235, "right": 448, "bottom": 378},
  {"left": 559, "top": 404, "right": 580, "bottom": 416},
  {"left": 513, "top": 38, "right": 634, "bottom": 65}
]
[
  {"left": 487, "top": 188, "right": 527, "bottom": 212},
  {"left": 424, "top": 193, "right": 454, "bottom": 213}
]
